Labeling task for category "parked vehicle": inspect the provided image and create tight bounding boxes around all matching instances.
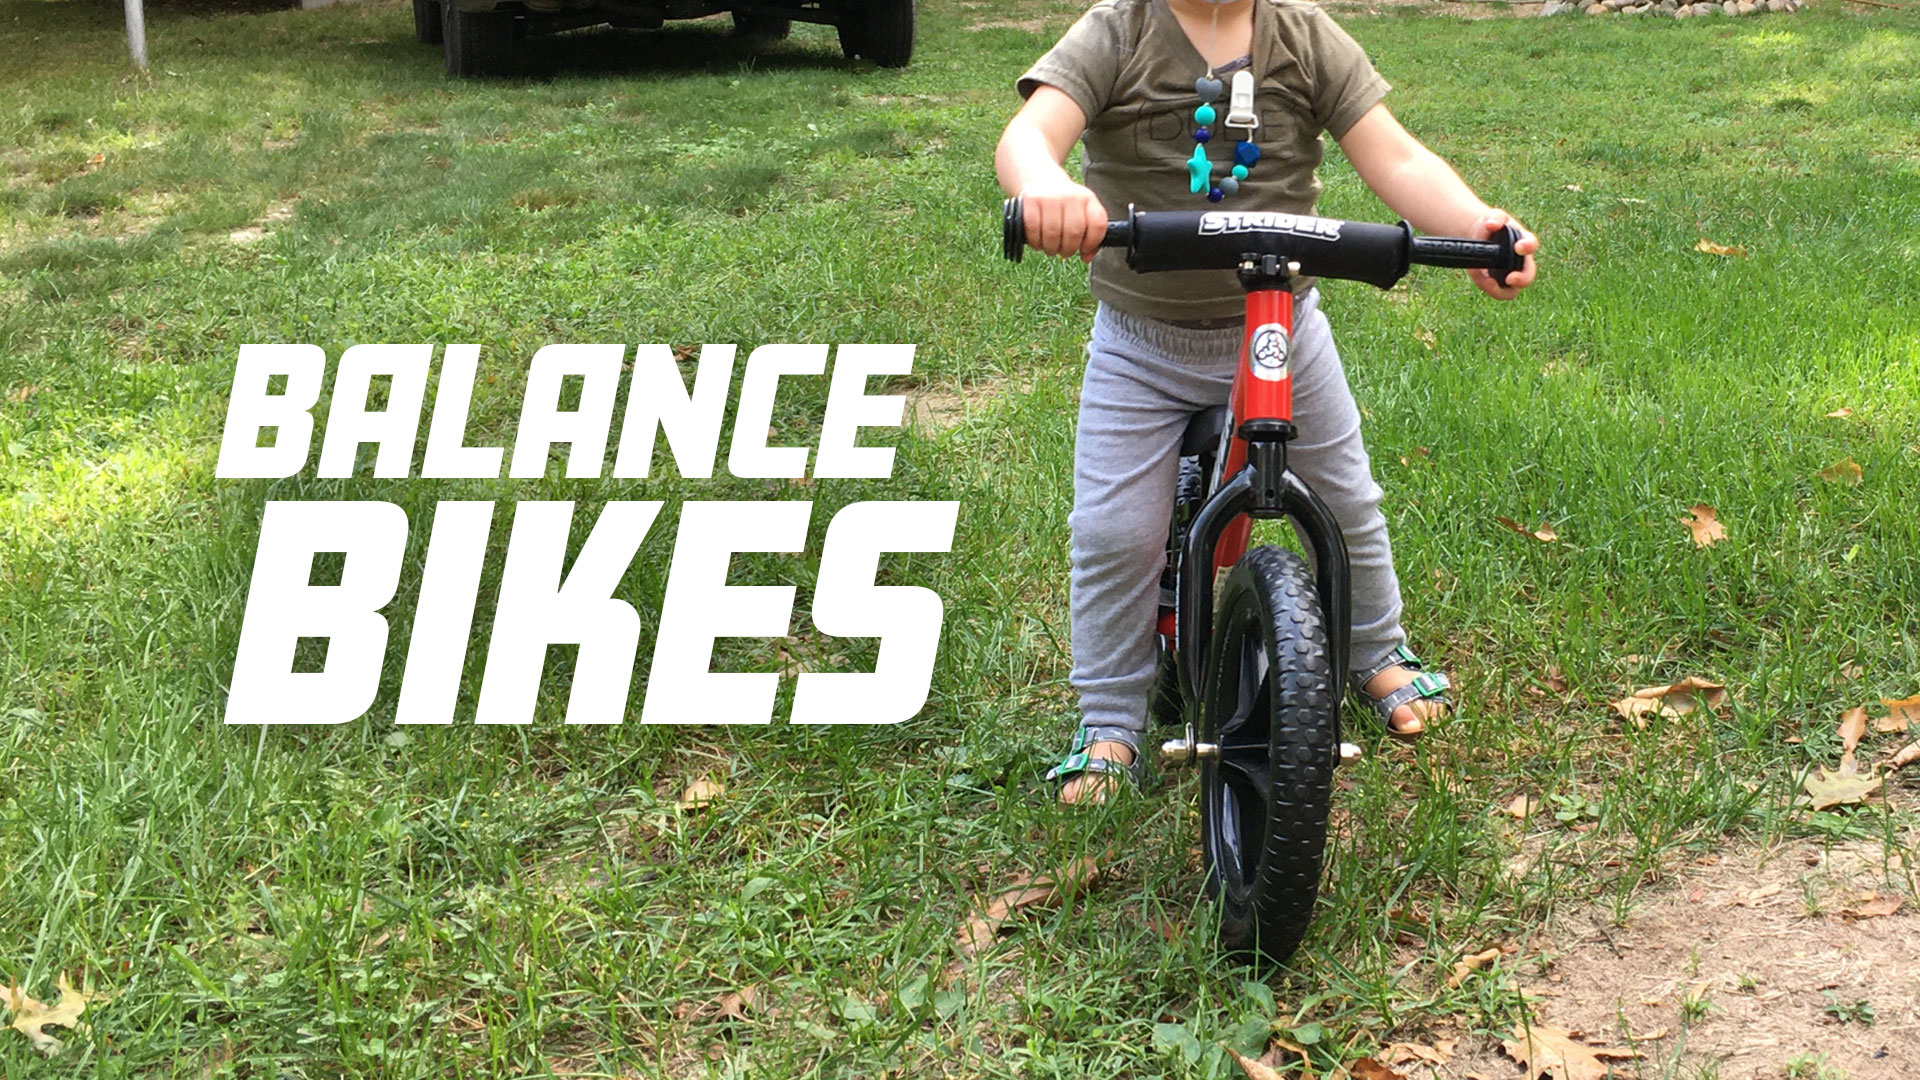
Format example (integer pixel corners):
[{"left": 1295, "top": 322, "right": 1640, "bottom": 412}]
[{"left": 412, "top": 0, "right": 914, "bottom": 77}]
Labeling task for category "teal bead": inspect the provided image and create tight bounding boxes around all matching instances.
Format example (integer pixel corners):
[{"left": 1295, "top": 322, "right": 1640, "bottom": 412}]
[
  {"left": 1187, "top": 144, "right": 1211, "bottom": 194},
  {"left": 1194, "top": 103, "right": 1216, "bottom": 126},
  {"left": 1231, "top": 164, "right": 1249, "bottom": 181}
]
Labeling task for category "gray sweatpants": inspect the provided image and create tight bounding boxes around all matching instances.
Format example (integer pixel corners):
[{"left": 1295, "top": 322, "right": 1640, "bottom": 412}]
[{"left": 1070, "top": 292, "right": 1407, "bottom": 751}]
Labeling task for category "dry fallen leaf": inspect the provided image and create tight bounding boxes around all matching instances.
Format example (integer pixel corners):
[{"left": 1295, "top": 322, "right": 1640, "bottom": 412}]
[
  {"left": 714, "top": 986, "right": 758, "bottom": 1022},
  {"left": 1736, "top": 883, "right": 1783, "bottom": 907},
  {"left": 1838, "top": 706, "right": 1869, "bottom": 763},
  {"left": 676, "top": 778, "right": 726, "bottom": 810},
  {"left": 1803, "top": 766, "right": 1881, "bottom": 811},
  {"left": 955, "top": 856, "right": 1099, "bottom": 955},
  {"left": 1224, "top": 1045, "right": 1290, "bottom": 1080},
  {"left": 1817, "top": 458, "right": 1863, "bottom": 486},
  {"left": 1384, "top": 1039, "right": 1457, "bottom": 1067},
  {"left": 1629, "top": 1025, "right": 1669, "bottom": 1041},
  {"left": 1872, "top": 695, "right": 1920, "bottom": 734},
  {"left": 1680, "top": 505, "right": 1727, "bottom": 548},
  {"left": 1504, "top": 794, "right": 1540, "bottom": 820},
  {"left": 1497, "top": 517, "right": 1559, "bottom": 543},
  {"left": 1348, "top": 1058, "right": 1410, "bottom": 1080},
  {"left": 1826, "top": 408, "right": 1853, "bottom": 419},
  {"left": 1841, "top": 894, "right": 1904, "bottom": 920},
  {"left": 1447, "top": 947, "right": 1502, "bottom": 988},
  {"left": 1610, "top": 677, "right": 1727, "bottom": 728},
  {"left": 1694, "top": 238, "right": 1747, "bottom": 257},
  {"left": 7, "top": 385, "right": 40, "bottom": 403},
  {"left": 1502, "top": 1024, "right": 1641, "bottom": 1080},
  {"left": 3, "top": 976, "right": 102, "bottom": 1056},
  {"left": 1887, "top": 741, "right": 1920, "bottom": 771}
]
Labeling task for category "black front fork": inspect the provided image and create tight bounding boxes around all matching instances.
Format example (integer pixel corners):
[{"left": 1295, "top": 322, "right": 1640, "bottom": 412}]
[{"left": 1176, "top": 415, "right": 1353, "bottom": 727}]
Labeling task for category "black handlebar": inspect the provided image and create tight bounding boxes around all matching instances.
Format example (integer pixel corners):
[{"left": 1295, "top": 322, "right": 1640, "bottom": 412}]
[{"left": 1002, "top": 197, "right": 1525, "bottom": 290}]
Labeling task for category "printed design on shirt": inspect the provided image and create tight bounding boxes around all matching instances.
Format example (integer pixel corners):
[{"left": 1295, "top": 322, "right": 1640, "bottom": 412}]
[
  {"left": 1248, "top": 322, "right": 1291, "bottom": 382},
  {"left": 1133, "top": 105, "right": 1303, "bottom": 164}
]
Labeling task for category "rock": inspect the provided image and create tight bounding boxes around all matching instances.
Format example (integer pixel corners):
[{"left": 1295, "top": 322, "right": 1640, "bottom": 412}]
[
  {"left": 1768, "top": 0, "right": 1787, "bottom": 11},
  {"left": 1708, "top": 2, "right": 1724, "bottom": 11},
  {"left": 1585, "top": 3, "right": 1609, "bottom": 11},
  {"left": 1539, "top": 0, "right": 1574, "bottom": 14}
]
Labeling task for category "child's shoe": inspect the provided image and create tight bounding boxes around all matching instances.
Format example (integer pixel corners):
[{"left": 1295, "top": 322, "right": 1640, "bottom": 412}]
[{"left": 1353, "top": 643, "right": 1452, "bottom": 742}]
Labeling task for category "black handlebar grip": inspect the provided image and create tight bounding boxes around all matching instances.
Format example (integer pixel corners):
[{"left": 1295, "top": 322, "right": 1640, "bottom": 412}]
[
  {"left": 1405, "top": 224, "right": 1527, "bottom": 287},
  {"left": 1003, "top": 195, "right": 1132, "bottom": 262},
  {"left": 1492, "top": 223, "right": 1526, "bottom": 288}
]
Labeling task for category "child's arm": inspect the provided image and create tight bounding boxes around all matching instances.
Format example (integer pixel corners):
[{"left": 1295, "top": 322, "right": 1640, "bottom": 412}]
[
  {"left": 995, "top": 86, "right": 1109, "bottom": 263},
  {"left": 1336, "top": 104, "right": 1540, "bottom": 300}
]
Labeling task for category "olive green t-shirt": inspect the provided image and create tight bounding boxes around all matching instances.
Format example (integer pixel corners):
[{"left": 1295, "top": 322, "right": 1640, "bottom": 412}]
[{"left": 1018, "top": 0, "right": 1389, "bottom": 320}]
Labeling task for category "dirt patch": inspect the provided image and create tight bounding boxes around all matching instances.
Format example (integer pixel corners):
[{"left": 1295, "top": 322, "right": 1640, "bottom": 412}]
[
  {"left": 907, "top": 381, "right": 1006, "bottom": 430},
  {"left": 968, "top": 17, "right": 1060, "bottom": 31},
  {"left": 228, "top": 200, "right": 296, "bottom": 244},
  {"left": 1435, "top": 837, "right": 1919, "bottom": 1080}
]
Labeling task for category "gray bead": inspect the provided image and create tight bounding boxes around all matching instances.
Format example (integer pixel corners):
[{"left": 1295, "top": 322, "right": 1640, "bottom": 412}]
[
  {"left": 1219, "top": 177, "right": 1239, "bottom": 197},
  {"left": 1195, "top": 76, "right": 1223, "bottom": 103}
]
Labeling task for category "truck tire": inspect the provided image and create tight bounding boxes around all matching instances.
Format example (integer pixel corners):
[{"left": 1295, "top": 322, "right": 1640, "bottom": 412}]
[
  {"left": 732, "top": 10, "right": 792, "bottom": 39},
  {"left": 413, "top": 0, "right": 444, "bottom": 44},
  {"left": 839, "top": 0, "right": 913, "bottom": 67},
  {"left": 443, "top": 5, "right": 515, "bottom": 77}
]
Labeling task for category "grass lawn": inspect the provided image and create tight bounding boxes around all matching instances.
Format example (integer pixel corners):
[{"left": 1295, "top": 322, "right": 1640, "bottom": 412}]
[{"left": 3, "top": 0, "right": 1920, "bottom": 1075}]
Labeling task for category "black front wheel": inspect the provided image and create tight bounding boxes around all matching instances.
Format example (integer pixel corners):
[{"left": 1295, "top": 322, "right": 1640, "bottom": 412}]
[{"left": 1199, "top": 545, "right": 1337, "bottom": 963}]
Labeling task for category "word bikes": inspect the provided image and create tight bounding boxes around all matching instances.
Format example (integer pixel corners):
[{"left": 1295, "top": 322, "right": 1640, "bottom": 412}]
[{"left": 217, "top": 342, "right": 958, "bottom": 727}]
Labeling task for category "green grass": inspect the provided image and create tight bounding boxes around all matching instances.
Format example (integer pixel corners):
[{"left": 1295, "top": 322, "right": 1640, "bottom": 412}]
[{"left": 3, "top": 0, "right": 1919, "bottom": 1075}]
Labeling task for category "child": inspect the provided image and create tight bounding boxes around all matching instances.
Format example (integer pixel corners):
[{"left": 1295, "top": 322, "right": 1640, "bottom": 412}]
[{"left": 995, "top": 0, "right": 1539, "bottom": 803}]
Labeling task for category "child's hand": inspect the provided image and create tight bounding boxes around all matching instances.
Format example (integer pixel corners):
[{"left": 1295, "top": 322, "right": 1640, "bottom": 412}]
[
  {"left": 1468, "top": 210, "right": 1538, "bottom": 299},
  {"left": 1019, "top": 176, "right": 1109, "bottom": 264}
]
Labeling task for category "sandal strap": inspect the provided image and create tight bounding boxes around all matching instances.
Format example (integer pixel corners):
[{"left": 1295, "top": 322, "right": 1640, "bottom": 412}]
[
  {"left": 1352, "top": 642, "right": 1427, "bottom": 687},
  {"left": 1358, "top": 671, "right": 1452, "bottom": 727},
  {"left": 1044, "top": 728, "right": 1144, "bottom": 785}
]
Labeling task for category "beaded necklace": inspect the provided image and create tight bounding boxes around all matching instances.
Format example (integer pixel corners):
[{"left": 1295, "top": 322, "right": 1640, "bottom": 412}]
[{"left": 1185, "top": 3, "right": 1260, "bottom": 202}]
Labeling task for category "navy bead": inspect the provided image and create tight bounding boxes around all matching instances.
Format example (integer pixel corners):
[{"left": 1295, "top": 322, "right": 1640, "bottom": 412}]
[
  {"left": 1194, "top": 127, "right": 1211, "bottom": 144},
  {"left": 1234, "top": 141, "right": 1261, "bottom": 167},
  {"left": 1207, "top": 186, "right": 1224, "bottom": 202}
]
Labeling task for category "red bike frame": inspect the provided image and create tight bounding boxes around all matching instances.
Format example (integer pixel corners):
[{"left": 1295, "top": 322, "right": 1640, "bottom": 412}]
[
  {"left": 1214, "top": 284, "right": 1293, "bottom": 572},
  {"left": 1171, "top": 257, "right": 1352, "bottom": 717}
]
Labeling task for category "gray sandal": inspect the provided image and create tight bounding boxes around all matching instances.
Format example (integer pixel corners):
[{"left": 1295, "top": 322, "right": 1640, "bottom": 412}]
[
  {"left": 1044, "top": 727, "right": 1145, "bottom": 791},
  {"left": 1352, "top": 644, "right": 1452, "bottom": 742}
]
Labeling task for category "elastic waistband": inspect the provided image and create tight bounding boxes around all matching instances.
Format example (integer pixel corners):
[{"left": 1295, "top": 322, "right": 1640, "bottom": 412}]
[{"left": 1094, "top": 289, "right": 1320, "bottom": 364}]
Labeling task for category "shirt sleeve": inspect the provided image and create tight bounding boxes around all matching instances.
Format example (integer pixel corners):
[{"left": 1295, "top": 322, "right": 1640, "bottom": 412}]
[
  {"left": 1015, "top": 2, "right": 1130, "bottom": 124},
  {"left": 1302, "top": 8, "right": 1390, "bottom": 138}
]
